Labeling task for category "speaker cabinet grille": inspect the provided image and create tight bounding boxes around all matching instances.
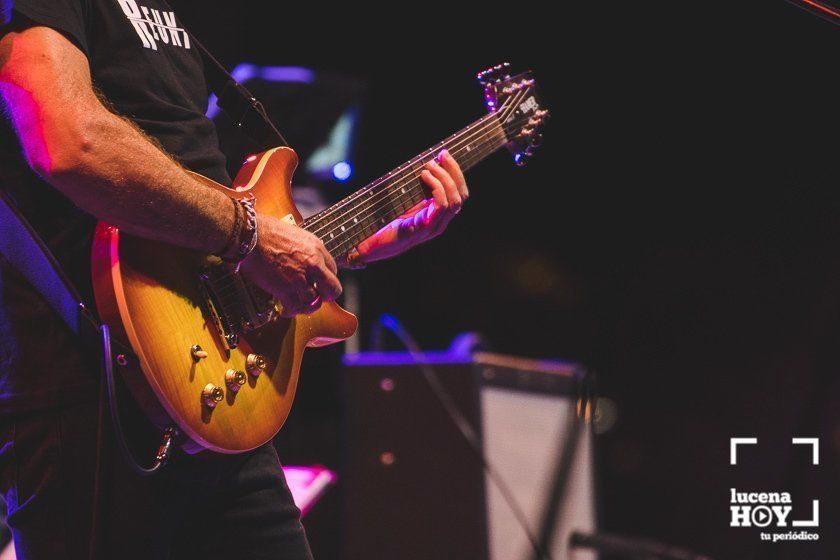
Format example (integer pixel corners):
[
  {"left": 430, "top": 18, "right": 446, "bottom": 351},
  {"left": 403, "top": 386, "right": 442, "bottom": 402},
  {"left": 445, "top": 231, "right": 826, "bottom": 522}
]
[{"left": 342, "top": 351, "right": 596, "bottom": 560}]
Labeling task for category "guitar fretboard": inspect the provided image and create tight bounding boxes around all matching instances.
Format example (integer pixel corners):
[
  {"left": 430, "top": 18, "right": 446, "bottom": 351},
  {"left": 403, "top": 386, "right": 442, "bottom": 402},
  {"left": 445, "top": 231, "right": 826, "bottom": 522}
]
[{"left": 302, "top": 113, "right": 508, "bottom": 257}]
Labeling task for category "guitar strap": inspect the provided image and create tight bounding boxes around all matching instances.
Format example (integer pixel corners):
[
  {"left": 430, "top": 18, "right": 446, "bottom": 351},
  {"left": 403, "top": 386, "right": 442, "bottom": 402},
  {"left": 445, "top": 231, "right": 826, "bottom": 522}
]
[
  {"left": 0, "top": 190, "right": 101, "bottom": 347},
  {"left": 192, "top": 35, "right": 290, "bottom": 150}
]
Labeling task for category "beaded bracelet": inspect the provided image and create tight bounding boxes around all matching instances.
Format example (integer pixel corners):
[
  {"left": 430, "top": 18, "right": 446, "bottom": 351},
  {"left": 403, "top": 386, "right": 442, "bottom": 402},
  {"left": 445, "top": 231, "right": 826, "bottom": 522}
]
[
  {"left": 216, "top": 196, "right": 243, "bottom": 261},
  {"left": 219, "top": 196, "right": 258, "bottom": 272}
]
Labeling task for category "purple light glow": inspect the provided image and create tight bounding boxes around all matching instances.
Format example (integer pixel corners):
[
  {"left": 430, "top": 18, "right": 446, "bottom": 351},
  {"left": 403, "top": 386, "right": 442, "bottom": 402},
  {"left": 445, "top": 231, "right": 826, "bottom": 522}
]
[
  {"left": 343, "top": 351, "right": 474, "bottom": 367},
  {"left": 259, "top": 66, "right": 315, "bottom": 83},
  {"left": 282, "top": 465, "right": 337, "bottom": 517},
  {"left": 206, "top": 64, "right": 316, "bottom": 119},
  {"left": 1, "top": 84, "right": 53, "bottom": 173}
]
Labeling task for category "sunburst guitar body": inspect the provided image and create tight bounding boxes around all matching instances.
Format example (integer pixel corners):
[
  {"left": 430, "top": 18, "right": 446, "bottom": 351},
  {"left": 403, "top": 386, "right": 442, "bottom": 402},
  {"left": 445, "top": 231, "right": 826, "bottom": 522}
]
[{"left": 91, "top": 66, "right": 549, "bottom": 453}]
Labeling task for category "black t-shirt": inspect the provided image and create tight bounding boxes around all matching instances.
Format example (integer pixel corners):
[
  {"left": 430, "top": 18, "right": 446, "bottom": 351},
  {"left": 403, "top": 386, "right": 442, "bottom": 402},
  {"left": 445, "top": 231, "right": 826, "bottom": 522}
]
[{"left": 0, "top": 0, "right": 230, "bottom": 412}]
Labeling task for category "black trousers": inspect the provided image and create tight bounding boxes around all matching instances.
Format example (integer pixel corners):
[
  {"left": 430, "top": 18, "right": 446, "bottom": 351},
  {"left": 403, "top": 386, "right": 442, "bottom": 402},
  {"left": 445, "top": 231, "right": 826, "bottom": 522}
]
[{"left": 0, "top": 396, "right": 314, "bottom": 559}]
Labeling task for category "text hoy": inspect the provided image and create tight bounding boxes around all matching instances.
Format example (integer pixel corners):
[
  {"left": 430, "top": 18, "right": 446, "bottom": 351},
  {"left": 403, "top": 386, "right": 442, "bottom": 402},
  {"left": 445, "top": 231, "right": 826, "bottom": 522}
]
[{"left": 730, "top": 489, "right": 819, "bottom": 528}]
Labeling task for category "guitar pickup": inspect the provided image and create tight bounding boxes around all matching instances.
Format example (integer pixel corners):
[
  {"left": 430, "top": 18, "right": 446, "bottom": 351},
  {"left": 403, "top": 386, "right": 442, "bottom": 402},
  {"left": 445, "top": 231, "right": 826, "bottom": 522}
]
[{"left": 198, "top": 263, "right": 276, "bottom": 349}]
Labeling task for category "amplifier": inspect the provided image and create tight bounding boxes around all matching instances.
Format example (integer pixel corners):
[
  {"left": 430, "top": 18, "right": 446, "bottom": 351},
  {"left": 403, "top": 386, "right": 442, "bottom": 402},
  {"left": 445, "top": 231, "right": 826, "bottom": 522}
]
[{"left": 341, "top": 351, "right": 596, "bottom": 560}]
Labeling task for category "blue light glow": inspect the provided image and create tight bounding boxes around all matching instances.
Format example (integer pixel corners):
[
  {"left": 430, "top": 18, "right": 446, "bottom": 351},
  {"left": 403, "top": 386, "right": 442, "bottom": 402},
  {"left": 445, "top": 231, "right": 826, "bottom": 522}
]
[{"left": 332, "top": 161, "right": 353, "bottom": 182}]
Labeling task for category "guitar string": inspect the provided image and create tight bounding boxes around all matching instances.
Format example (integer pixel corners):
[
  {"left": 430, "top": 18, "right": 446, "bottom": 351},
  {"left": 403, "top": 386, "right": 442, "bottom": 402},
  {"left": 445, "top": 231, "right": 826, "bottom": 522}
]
[
  {"left": 300, "top": 106, "right": 510, "bottom": 232},
  {"left": 304, "top": 113, "right": 500, "bottom": 238},
  {"left": 307, "top": 89, "right": 531, "bottom": 248},
  {"left": 305, "top": 88, "right": 528, "bottom": 240},
  {"left": 300, "top": 87, "right": 528, "bottom": 235},
  {"left": 323, "top": 124, "right": 508, "bottom": 253},
  {"left": 313, "top": 93, "right": 529, "bottom": 251},
  {"left": 299, "top": 115, "right": 496, "bottom": 230},
  {"left": 317, "top": 96, "right": 531, "bottom": 253},
  {"left": 324, "top": 129, "right": 509, "bottom": 256}
]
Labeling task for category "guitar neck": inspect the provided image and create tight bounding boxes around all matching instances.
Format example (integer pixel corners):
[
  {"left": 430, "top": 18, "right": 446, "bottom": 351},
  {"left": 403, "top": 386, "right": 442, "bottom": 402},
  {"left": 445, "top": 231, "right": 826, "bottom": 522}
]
[{"left": 301, "top": 112, "right": 508, "bottom": 257}]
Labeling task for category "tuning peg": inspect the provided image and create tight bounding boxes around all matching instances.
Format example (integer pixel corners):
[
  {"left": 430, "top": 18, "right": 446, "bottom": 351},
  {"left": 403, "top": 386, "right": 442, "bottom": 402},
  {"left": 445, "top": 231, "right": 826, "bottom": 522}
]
[
  {"left": 499, "top": 62, "right": 511, "bottom": 79},
  {"left": 477, "top": 62, "right": 512, "bottom": 84}
]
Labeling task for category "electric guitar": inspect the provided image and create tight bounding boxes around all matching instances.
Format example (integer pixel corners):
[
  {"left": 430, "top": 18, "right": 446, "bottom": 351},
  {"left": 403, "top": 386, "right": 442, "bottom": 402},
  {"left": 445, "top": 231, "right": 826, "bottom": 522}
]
[{"left": 91, "top": 64, "right": 550, "bottom": 453}]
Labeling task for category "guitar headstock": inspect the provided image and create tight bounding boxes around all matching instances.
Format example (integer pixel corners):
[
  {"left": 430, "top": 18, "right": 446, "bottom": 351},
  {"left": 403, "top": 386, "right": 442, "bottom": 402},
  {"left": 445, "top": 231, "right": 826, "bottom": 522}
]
[{"left": 478, "top": 63, "right": 549, "bottom": 167}]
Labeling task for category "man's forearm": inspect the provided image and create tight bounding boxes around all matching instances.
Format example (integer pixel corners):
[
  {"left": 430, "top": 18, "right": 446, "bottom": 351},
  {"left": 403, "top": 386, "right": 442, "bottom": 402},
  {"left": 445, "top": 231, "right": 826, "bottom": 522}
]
[
  {"left": 44, "top": 107, "right": 235, "bottom": 255},
  {"left": 0, "top": 26, "right": 234, "bottom": 255}
]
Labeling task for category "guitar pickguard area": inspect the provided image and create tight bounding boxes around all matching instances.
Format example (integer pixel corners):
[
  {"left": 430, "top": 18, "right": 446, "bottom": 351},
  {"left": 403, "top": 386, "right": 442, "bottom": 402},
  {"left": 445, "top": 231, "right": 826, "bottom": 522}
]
[{"left": 198, "top": 260, "right": 276, "bottom": 349}]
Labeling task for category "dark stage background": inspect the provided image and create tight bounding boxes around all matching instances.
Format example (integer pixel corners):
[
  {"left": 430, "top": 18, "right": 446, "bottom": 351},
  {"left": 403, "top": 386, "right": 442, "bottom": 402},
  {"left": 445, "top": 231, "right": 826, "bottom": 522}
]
[{"left": 176, "top": 2, "right": 840, "bottom": 558}]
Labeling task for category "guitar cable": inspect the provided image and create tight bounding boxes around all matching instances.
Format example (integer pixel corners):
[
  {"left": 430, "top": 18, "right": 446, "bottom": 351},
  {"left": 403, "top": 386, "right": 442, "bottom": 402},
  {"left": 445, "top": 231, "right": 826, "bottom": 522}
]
[
  {"left": 100, "top": 324, "right": 175, "bottom": 477},
  {"left": 377, "top": 314, "right": 555, "bottom": 560}
]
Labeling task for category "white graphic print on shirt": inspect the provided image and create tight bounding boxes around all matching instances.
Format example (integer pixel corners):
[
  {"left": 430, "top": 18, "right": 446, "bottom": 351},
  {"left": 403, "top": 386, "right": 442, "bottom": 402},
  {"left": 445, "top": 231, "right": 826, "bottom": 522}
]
[{"left": 116, "top": 0, "right": 191, "bottom": 51}]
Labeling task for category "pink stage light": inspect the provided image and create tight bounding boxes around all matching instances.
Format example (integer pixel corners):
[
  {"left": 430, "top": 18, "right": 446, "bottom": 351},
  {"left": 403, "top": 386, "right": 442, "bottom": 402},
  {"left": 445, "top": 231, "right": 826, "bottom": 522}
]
[{"left": 282, "top": 465, "right": 337, "bottom": 517}]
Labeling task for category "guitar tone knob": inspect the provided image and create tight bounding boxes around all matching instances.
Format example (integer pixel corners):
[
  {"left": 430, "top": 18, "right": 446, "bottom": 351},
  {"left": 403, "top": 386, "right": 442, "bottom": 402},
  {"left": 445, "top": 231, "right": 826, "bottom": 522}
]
[
  {"left": 201, "top": 384, "right": 224, "bottom": 408},
  {"left": 246, "top": 354, "right": 267, "bottom": 377},
  {"left": 225, "top": 369, "right": 247, "bottom": 392}
]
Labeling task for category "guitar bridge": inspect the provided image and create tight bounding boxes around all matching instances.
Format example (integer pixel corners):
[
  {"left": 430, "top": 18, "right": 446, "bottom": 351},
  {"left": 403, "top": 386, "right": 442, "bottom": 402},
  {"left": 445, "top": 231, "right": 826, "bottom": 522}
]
[{"left": 198, "top": 263, "right": 276, "bottom": 349}]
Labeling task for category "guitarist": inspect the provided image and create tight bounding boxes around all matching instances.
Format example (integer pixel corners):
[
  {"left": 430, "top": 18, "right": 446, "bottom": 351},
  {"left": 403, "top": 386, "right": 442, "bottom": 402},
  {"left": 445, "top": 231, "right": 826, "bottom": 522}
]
[{"left": 0, "top": 1, "right": 469, "bottom": 558}]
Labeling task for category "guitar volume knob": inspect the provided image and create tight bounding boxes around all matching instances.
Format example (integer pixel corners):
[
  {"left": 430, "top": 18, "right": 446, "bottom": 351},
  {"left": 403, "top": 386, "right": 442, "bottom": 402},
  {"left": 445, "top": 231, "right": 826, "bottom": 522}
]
[
  {"left": 201, "top": 384, "right": 224, "bottom": 408},
  {"left": 225, "top": 369, "right": 247, "bottom": 392},
  {"left": 246, "top": 354, "right": 267, "bottom": 377}
]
